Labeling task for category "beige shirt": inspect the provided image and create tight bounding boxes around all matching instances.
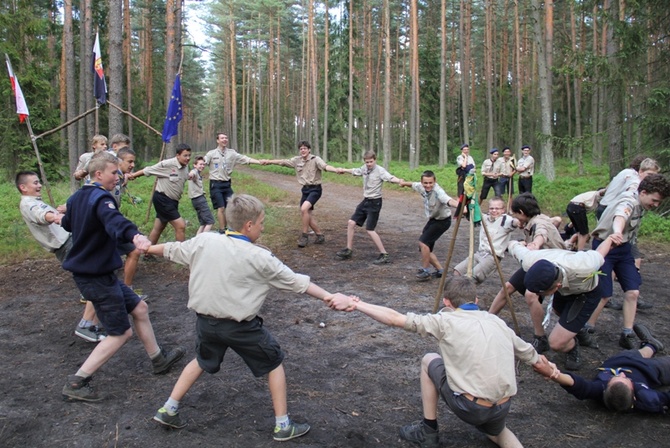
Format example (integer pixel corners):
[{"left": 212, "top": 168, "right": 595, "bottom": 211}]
[
  {"left": 20, "top": 196, "right": 70, "bottom": 251},
  {"left": 524, "top": 214, "right": 565, "bottom": 249},
  {"left": 600, "top": 168, "right": 639, "bottom": 207},
  {"left": 591, "top": 191, "right": 642, "bottom": 243},
  {"left": 163, "top": 233, "right": 311, "bottom": 321},
  {"left": 204, "top": 147, "right": 253, "bottom": 181},
  {"left": 351, "top": 164, "right": 395, "bottom": 199},
  {"left": 277, "top": 154, "right": 329, "bottom": 186},
  {"left": 479, "top": 214, "right": 517, "bottom": 257},
  {"left": 480, "top": 158, "right": 500, "bottom": 178},
  {"left": 143, "top": 157, "right": 189, "bottom": 201},
  {"left": 570, "top": 190, "right": 603, "bottom": 211},
  {"left": 499, "top": 157, "right": 515, "bottom": 177},
  {"left": 411, "top": 182, "right": 453, "bottom": 220},
  {"left": 404, "top": 309, "right": 539, "bottom": 402},
  {"left": 188, "top": 168, "right": 205, "bottom": 199},
  {"left": 508, "top": 241, "right": 605, "bottom": 295},
  {"left": 517, "top": 155, "right": 535, "bottom": 177}
]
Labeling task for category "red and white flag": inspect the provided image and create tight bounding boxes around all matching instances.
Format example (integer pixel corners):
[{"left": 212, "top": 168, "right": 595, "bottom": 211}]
[{"left": 5, "top": 54, "right": 29, "bottom": 123}]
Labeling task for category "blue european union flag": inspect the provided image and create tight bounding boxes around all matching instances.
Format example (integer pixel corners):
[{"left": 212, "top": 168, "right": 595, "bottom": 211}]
[{"left": 162, "top": 74, "right": 183, "bottom": 142}]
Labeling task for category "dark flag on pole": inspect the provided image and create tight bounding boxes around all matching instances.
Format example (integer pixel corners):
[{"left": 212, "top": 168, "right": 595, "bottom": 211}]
[
  {"left": 162, "top": 74, "right": 183, "bottom": 142},
  {"left": 92, "top": 32, "right": 107, "bottom": 104}
]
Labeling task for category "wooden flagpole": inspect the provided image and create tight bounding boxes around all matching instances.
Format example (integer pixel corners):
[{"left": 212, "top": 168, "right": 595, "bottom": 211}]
[{"left": 24, "top": 117, "right": 56, "bottom": 207}]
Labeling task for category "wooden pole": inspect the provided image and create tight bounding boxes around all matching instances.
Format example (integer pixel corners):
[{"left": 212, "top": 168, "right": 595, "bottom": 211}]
[
  {"left": 25, "top": 117, "right": 56, "bottom": 207},
  {"left": 33, "top": 107, "right": 97, "bottom": 140},
  {"left": 144, "top": 142, "right": 166, "bottom": 224},
  {"left": 433, "top": 195, "right": 467, "bottom": 313},
  {"left": 480, "top": 213, "right": 521, "bottom": 335},
  {"left": 107, "top": 100, "right": 162, "bottom": 136}
]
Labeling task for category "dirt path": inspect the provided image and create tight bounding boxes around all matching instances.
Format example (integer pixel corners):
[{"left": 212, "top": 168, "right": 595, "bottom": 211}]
[{"left": 1, "top": 168, "right": 669, "bottom": 447}]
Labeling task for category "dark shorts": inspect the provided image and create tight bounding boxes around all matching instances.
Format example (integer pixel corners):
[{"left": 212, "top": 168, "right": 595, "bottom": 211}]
[
  {"left": 566, "top": 202, "right": 589, "bottom": 236},
  {"left": 152, "top": 191, "right": 181, "bottom": 223},
  {"left": 427, "top": 357, "right": 511, "bottom": 436},
  {"left": 54, "top": 236, "right": 73, "bottom": 263},
  {"left": 191, "top": 195, "right": 216, "bottom": 226},
  {"left": 518, "top": 176, "right": 532, "bottom": 194},
  {"left": 73, "top": 273, "right": 141, "bottom": 336},
  {"left": 351, "top": 198, "right": 383, "bottom": 231},
  {"left": 595, "top": 204, "right": 607, "bottom": 221},
  {"left": 508, "top": 267, "right": 602, "bottom": 333},
  {"left": 592, "top": 239, "right": 641, "bottom": 297},
  {"left": 300, "top": 185, "right": 323, "bottom": 210},
  {"left": 195, "top": 315, "right": 284, "bottom": 377},
  {"left": 117, "top": 241, "right": 136, "bottom": 256},
  {"left": 210, "top": 180, "right": 233, "bottom": 210},
  {"left": 480, "top": 178, "right": 499, "bottom": 200},
  {"left": 419, "top": 218, "right": 452, "bottom": 252}
]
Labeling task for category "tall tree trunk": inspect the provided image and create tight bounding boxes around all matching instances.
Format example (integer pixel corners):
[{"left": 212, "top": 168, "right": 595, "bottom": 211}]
[
  {"left": 530, "top": 0, "right": 555, "bottom": 180},
  {"left": 485, "top": 0, "right": 494, "bottom": 151},
  {"left": 605, "top": 0, "right": 624, "bottom": 177},
  {"left": 108, "top": 0, "right": 124, "bottom": 138},
  {"left": 409, "top": 0, "right": 420, "bottom": 169},
  {"left": 382, "top": 0, "right": 391, "bottom": 168},
  {"left": 308, "top": 0, "right": 320, "bottom": 152},
  {"left": 347, "top": 0, "right": 354, "bottom": 162},
  {"left": 64, "top": 0, "right": 78, "bottom": 193},
  {"left": 438, "top": 0, "right": 447, "bottom": 166},
  {"left": 142, "top": 0, "right": 153, "bottom": 161},
  {"left": 570, "top": 1, "right": 584, "bottom": 174},
  {"left": 322, "top": 0, "right": 330, "bottom": 160},
  {"left": 275, "top": 16, "right": 282, "bottom": 155},
  {"left": 229, "top": 7, "right": 238, "bottom": 149},
  {"left": 123, "top": 0, "right": 133, "bottom": 143},
  {"left": 459, "top": 0, "right": 470, "bottom": 146},
  {"left": 78, "top": 0, "right": 92, "bottom": 154},
  {"left": 164, "top": 0, "right": 177, "bottom": 157}
]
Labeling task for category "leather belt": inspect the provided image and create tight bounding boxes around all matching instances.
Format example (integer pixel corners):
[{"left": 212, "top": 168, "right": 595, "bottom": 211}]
[{"left": 461, "top": 393, "right": 510, "bottom": 408}]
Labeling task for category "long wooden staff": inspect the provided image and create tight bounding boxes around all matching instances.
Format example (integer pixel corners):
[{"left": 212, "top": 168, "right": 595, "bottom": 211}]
[
  {"left": 24, "top": 117, "right": 55, "bottom": 207},
  {"left": 480, "top": 215, "right": 520, "bottom": 335},
  {"left": 433, "top": 195, "right": 467, "bottom": 313},
  {"left": 144, "top": 142, "right": 167, "bottom": 224}
]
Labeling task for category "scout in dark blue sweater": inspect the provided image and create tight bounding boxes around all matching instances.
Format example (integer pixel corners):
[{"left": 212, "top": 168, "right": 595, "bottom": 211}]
[{"left": 60, "top": 152, "right": 184, "bottom": 403}]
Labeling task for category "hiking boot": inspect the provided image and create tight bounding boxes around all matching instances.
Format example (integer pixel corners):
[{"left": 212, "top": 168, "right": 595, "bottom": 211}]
[
  {"left": 531, "top": 335, "right": 550, "bottom": 354},
  {"left": 273, "top": 421, "right": 310, "bottom": 441},
  {"left": 336, "top": 248, "right": 353, "bottom": 260},
  {"left": 74, "top": 325, "right": 107, "bottom": 343},
  {"left": 637, "top": 298, "right": 653, "bottom": 310},
  {"left": 372, "top": 253, "right": 391, "bottom": 265},
  {"left": 399, "top": 421, "right": 439, "bottom": 448},
  {"left": 633, "top": 323, "right": 664, "bottom": 352},
  {"left": 314, "top": 234, "right": 325, "bottom": 244},
  {"left": 62, "top": 375, "right": 102, "bottom": 402},
  {"left": 576, "top": 327, "right": 599, "bottom": 349},
  {"left": 431, "top": 270, "right": 443, "bottom": 279},
  {"left": 297, "top": 233, "right": 309, "bottom": 248},
  {"left": 153, "top": 407, "right": 186, "bottom": 429},
  {"left": 604, "top": 299, "right": 623, "bottom": 310},
  {"left": 619, "top": 332, "right": 637, "bottom": 350},
  {"left": 152, "top": 347, "right": 185, "bottom": 374},
  {"left": 565, "top": 339, "right": 582, "bottom": 371},
  {"left": 416, "top": 269, "right": 431, "bottom": 281}
]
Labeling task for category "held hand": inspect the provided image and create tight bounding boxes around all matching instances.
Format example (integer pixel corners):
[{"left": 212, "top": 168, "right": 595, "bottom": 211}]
[
  {"left": 52, "top": 212, "right": 62, "bottom": 225},
  {"left": 609, "top": 232, "right": 624, "bottom": 246},
  {"left": 133, "top": 234, "right": 152, "bottom": 253},
  {"left": 328, "top": 293, "right": 359, "bottom": 311},
  {"left": 532, "top": 355, "right": 556, "bottom": 377},
  {"left": 336, "top": 167, "right": 345, "bottom": 174},
  {"left": 56, "top": 204, "right": 67, "bottom": 214}
]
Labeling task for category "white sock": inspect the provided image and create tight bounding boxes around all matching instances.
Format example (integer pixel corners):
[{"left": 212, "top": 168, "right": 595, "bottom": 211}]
[{"left": 275, "top": 415, "right": 290, "bottom": 429}]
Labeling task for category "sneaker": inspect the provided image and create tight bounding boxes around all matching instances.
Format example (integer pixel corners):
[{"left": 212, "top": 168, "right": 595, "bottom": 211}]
[
  {"left": 297, "top": 233, "right": 309, "bottom": 248},
  {"left": 633, "top": 323, "right": 664, "bottom": 352},
  {"left": 565, "top": 339, "right": 582, "bottom": 371},
  {"left": 532, "top": 335, "right": 550, "bottom": 354},
  {"left": 604, "top": 299, "right": 623, "bottom": 310},
  {"left": 336, "top": 248, "right": 353, "bottom": 259},
  {"left": 62, "top": 375, "right": 102, "bottom": 402},
  {"left": 153, "top": 407, "right": 187, "bottom": 429},
  {"left": 152, "top": 347, "right": 185, "bottom": 374},
  {"left": 131, "top": 288, "right": 149, "bottom": 302},
  {"left": 79, "top": 294, "right": 87, "bottom": 304},
  {"left": 273, "top": 421, "right": 310, "bottom": 441},
  {"left": 637, "top": 298, "right": 653, "bottom": 310},
  {"left": 372, "top": 253, "right": 391, "bottom": 265},
  {"left": 75, "top": 325, "right": 107, "bottom": 343},
  {"left": 619, "top": 331, "right": 637, "bottom": 350},
  {"left": 576, "top": 327, "right": 599, "bottom": 349},
  {"left": 416, "top": 269, "right": 431, "bottom": 281},
  {"left": 314, "top": 234, "right": 325, "bottom": 244},
  {"left": 398, "top": 421, "right": 439, "bottom": 448},
  {"left": 431, "top": 270, "right": 443, "bottom": 279}
]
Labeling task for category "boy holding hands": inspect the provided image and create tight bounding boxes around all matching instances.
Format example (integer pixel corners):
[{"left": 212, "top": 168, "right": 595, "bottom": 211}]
[
  {"left": 61, "top": 152, "right": 183, "bottom": 402},
  {"left": 147, "top": 194, "right": 348, "bottom": 441},
  {"left": 335, "top": 150, "right": 403, "bottom": 264},
  {"left": 188, "top": 156, "right": 216, "bottom": 234}
]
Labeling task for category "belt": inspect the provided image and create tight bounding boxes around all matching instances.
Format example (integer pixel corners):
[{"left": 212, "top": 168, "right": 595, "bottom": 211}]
[{"left": 461, "top": 393, "right": 510, "bottom": 408}]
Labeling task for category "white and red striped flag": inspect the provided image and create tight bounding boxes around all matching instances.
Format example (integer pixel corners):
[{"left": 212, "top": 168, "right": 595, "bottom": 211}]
[{"left": 5, "top": 54, "right": 29, "bottom": 123}]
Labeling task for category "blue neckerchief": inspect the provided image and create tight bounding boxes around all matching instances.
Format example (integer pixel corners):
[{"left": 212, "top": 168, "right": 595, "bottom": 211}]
[
  {"left": 458, "top": 303, "right": 479, "bottom": 311},
  {"left": 225, "top": 230, "right": 251, "bottom": 243}
]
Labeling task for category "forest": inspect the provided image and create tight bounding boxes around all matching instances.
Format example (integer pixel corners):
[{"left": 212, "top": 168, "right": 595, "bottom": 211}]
[{"left": 1, "top": 0, "right": 669, "bottom": 187}]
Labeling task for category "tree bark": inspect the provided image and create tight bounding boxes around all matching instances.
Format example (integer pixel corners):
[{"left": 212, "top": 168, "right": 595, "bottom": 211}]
[
  {"left": 64, "top": 0, "right": 78, "bottom": 193},
  {"left": 108, "top": 0, "right": 124, "bottom": 138}
]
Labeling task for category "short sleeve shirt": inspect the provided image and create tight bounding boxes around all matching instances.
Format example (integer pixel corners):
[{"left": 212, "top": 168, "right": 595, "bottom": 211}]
[
  {"left": 143, "top": 157, "right": 189, "bottom": 201},
  {"left": 19, "top": 195, "right": 70, "bottom": 251},
  {"left": 280, "top": 154, "right": 329, "bottom": 186},
  {"left": 204, "top": 147, "right": 253, "bottom": 181},
  {"left": 188, "top": 168, "right": 205, "bottom": 199},
  {"left": 591, "top": 191, "right": 642, "bottom": 243},
  {"left": 524, "top": 214, "right": 565, "bottom": 249},
  {"left": 517, "top": 155, "right": 535, "bottom": 177},
  {"left": 411, "top": 182, "right": 453, "bottom": 220},
  {"left": 351, "top": 164, "right": 395, "bottom": 199}
]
